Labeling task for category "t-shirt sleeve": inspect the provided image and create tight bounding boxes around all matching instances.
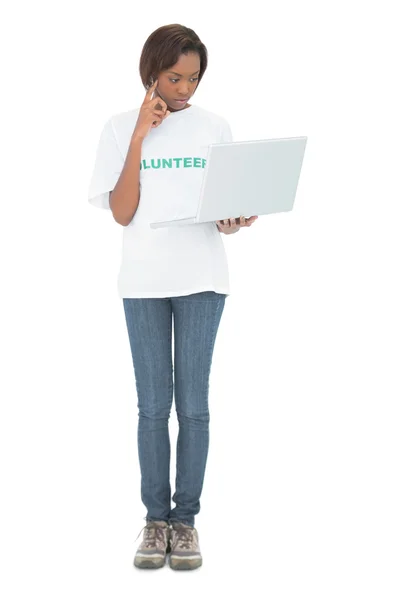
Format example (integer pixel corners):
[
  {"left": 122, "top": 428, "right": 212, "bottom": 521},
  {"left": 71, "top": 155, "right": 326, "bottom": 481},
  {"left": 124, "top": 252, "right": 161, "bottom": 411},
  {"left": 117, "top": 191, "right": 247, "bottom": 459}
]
[
  {"left": 219, "top": 118, "right": 233, "bottom": 144},
  {"left": 88, "top": 117, "right": 124, "bottom": 210}
]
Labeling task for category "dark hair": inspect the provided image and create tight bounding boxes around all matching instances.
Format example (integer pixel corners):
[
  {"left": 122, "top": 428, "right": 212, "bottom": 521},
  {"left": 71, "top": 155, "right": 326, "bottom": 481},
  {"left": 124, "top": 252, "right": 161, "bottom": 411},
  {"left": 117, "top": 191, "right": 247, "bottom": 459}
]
[{"left": 139, "top": 24, "right": 208, "bottom": 91}]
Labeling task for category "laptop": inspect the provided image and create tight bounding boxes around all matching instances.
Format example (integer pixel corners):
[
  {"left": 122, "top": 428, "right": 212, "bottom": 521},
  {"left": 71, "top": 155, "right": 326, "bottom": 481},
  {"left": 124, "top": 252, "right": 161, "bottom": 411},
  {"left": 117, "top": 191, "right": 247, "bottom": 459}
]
[{"left": 150, "top": 136, "right": 308, "bottom": 229}]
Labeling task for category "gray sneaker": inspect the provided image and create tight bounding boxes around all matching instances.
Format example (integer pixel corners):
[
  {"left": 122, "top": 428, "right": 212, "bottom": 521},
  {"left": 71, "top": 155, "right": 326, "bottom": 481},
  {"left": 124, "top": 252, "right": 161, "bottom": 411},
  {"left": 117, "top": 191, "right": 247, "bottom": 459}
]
[
  {"left": 133, "top": 520, "right": 171, "bottom": 569},
  {"left": 169, "top": 522, "right": 202, "bottom": 570}
]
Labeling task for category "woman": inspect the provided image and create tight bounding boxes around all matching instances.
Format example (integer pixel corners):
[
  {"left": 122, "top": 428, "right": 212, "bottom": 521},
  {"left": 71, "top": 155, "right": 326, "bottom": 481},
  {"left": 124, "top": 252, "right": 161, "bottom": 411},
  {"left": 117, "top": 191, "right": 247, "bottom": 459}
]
[{"left": 88, "top": 24, "right": 257, "bottom": 571}]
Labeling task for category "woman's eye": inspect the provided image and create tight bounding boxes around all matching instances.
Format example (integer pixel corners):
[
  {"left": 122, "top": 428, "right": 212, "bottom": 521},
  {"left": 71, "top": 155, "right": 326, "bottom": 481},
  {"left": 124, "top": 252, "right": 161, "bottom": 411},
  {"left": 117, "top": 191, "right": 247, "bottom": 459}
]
[{"left": 169, "top": 78, "right": 199, "bottom": 83}]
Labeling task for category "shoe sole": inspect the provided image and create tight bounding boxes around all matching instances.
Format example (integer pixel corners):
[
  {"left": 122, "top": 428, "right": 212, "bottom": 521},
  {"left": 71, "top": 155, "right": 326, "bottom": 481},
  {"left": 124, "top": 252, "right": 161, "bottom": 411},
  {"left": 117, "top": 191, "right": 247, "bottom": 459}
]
[
  {"left": 169, "top": 557, "right": 202, "bottom": 570},
  {"left": 134, "top": 557, "right": 166, "bottom": 569}
]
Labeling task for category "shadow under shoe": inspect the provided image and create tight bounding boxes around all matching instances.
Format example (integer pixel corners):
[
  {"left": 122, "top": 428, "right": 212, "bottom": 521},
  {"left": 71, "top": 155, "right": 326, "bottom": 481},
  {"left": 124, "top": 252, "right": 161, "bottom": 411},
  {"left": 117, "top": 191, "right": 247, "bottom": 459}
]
[{"left": 134, "top": 521, "right": 171, "bottom": 569}]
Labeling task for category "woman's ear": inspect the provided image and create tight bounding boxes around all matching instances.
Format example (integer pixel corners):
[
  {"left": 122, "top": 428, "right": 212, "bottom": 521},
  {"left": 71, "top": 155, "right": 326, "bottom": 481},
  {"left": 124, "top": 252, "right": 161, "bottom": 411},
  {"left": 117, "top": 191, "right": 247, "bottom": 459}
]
[{"left": 145, "top": 76, "right": 154, "bottom": 90}]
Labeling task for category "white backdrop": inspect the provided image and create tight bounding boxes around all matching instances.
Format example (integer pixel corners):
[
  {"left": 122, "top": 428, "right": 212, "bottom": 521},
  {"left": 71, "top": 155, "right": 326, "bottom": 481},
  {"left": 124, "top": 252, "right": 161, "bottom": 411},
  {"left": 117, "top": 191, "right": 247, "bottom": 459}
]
[{"left": 1, "top": 0, "right": 399, "bottom": 597}]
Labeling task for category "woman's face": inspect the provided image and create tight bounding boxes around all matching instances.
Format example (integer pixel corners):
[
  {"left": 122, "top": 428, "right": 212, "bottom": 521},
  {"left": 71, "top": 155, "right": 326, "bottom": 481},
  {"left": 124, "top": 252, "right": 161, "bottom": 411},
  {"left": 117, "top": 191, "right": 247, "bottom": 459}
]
[{"left": 153, "top": 52, "right": 201, "bottom": 112}]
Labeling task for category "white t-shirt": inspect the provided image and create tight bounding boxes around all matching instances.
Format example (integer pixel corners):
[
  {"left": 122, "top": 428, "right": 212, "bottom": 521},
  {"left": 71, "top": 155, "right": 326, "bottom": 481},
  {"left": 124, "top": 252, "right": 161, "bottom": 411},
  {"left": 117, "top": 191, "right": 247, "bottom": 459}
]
[{"left": 88, "top": 104, "right": 233, "bottom": 298}]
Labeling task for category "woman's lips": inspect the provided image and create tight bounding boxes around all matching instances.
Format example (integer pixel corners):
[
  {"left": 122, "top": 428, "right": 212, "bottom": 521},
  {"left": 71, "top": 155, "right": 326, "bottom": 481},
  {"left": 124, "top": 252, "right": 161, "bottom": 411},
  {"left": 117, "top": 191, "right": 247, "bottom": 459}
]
[{"left": 175, "top": 98, "right": 188, "bottom": 103}]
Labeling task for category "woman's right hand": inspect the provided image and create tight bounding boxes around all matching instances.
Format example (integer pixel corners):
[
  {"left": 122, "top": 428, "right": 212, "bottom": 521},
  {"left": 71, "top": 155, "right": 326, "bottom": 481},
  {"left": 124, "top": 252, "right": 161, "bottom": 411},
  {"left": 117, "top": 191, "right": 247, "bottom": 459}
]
[{"left": 132, "top": 79, "right": 171, "bottom": 141}]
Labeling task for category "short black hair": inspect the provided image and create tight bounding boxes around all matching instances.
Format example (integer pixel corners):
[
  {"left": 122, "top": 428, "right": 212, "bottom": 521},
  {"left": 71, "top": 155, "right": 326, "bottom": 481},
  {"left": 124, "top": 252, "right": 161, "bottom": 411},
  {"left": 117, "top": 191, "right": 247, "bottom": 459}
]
[{"left": 139, "top": 24, "right": 208, "bottom": 91}]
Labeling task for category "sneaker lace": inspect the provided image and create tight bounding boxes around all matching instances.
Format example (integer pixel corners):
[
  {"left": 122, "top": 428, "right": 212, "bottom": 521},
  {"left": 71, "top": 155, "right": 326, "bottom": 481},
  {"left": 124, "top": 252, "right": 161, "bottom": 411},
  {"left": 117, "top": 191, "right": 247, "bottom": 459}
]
[
  {"left": 134, "top": 523, "right": 168, "bottom": 548},
  {"left": 173, "top": 526, "right": 195, "bottom": 550}
]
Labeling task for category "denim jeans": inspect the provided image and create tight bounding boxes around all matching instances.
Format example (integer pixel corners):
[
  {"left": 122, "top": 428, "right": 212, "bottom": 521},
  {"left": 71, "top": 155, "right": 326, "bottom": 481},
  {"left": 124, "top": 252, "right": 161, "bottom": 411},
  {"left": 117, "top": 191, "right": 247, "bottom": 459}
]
[{"left": 122, "top": 291, "right": 227, "bottom": 528}]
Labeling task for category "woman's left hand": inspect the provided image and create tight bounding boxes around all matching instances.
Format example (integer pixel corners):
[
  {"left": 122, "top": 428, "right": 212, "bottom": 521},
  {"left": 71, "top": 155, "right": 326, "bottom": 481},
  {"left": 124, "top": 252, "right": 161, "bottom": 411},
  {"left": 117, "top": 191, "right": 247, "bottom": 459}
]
[{"left": 216, "top": 215, "right": 258, "bottom": 234}]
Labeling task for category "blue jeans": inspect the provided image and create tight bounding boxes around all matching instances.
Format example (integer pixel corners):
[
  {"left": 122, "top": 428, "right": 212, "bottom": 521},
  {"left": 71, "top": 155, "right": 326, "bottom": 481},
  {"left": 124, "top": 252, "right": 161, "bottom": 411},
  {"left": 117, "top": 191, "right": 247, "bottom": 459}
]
[{"left": 123, "top": 291, "right": 227, "bottom": 528}]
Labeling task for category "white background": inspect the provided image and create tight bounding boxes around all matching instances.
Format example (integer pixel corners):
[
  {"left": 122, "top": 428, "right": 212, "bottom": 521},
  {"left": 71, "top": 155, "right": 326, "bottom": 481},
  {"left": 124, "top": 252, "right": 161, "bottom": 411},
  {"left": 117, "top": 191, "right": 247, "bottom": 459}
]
[{"left": 1, "top": 0, "right": 399, "bottom": 597}]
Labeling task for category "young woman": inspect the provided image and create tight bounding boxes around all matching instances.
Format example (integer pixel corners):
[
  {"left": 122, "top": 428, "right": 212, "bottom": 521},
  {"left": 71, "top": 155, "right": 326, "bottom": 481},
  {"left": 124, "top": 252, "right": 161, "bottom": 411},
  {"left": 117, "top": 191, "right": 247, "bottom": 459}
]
[{"left": 88, "top": 23, "right": 257, "bottom": 571}]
